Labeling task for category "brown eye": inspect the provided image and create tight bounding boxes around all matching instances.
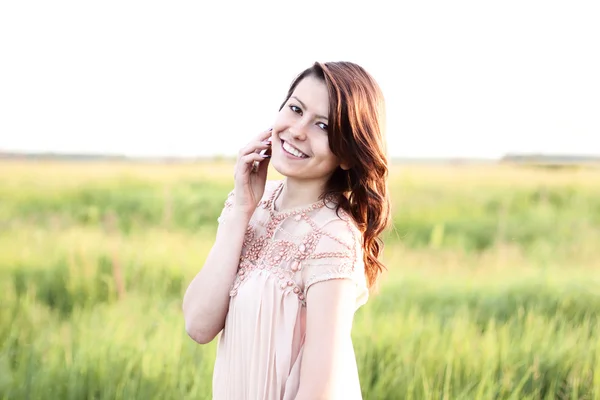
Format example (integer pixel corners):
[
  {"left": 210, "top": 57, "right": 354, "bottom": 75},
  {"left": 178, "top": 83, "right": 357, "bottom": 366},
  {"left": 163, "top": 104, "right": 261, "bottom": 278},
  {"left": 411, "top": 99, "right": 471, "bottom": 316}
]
[{"left": 289, "top": 105, "right": 302, "bottom": 114}]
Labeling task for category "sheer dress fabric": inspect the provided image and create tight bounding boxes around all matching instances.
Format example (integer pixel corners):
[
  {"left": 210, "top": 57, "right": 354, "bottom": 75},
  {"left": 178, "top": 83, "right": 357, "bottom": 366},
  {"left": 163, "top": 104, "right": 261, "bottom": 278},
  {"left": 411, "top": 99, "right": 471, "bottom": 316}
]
[{"left": 211, "top": 180, "right": 368, "bottom": 400}]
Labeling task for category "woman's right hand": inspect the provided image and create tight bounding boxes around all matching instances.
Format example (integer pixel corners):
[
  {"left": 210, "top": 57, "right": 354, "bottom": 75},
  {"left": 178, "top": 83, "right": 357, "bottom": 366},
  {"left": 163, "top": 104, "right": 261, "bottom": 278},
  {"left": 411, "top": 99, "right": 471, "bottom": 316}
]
[{"left": 232, "top": 129, "right": 273, "bottom": 216}]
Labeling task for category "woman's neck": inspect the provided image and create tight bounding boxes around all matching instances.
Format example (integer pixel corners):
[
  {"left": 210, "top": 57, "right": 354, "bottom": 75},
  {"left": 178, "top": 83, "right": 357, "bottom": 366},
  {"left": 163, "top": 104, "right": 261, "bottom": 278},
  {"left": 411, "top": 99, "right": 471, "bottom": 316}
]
[{"left": 275, "top": 178, "right": 326, "bottom": 212}]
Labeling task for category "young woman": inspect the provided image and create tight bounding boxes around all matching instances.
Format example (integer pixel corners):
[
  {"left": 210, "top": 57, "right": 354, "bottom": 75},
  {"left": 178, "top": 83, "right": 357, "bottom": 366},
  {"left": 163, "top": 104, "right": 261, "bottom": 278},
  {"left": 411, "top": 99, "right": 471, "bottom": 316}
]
[{"left": 183, "top": 61, "right": 391, "bottom": 399}]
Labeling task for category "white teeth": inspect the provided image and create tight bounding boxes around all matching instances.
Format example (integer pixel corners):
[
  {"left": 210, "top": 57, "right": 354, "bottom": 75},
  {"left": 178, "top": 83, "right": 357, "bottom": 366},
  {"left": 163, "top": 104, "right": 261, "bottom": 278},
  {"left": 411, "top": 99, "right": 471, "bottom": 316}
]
[{"left": 282, "top": 141, "right": 308, "bottom": 158}]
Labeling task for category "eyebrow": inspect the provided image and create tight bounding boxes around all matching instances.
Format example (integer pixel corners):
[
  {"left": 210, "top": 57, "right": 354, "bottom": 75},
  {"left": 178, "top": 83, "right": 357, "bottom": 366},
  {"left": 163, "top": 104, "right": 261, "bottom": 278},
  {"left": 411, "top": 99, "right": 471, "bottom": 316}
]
[{"left": 291, "top": 96, "right": 328, "bottom": 121}]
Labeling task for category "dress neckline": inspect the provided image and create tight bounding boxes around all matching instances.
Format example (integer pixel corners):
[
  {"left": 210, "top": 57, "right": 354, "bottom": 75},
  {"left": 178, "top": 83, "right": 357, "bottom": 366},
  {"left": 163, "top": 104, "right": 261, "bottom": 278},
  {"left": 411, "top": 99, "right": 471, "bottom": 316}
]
[{"left": 268, "top": 180, "right": 329, "bottom": 218}]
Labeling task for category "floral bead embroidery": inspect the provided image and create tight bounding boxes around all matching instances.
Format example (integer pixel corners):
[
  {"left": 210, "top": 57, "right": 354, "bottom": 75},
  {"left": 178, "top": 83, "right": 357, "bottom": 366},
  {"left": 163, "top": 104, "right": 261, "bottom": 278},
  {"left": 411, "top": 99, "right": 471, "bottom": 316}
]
[{"left": 226, "top": 181, "right": 360, "bottom": 306}]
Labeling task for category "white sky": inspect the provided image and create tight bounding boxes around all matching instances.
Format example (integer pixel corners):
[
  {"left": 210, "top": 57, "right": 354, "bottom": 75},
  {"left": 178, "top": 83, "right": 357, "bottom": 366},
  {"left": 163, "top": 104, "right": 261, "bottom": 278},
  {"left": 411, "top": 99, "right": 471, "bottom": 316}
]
[{"left": 1, "top": 0, "right": 598, "bottom": 159}]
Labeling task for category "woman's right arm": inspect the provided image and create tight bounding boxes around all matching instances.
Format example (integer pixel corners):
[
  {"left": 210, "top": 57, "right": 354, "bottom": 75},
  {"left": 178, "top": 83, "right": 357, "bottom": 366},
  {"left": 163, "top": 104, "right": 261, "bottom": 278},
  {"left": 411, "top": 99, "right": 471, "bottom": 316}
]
[
  {"left": 182, "top": 129, "right": 272, "bottom": 344},
  {"left": 182, "top": 207, "right": 251, "bottom": 344}
]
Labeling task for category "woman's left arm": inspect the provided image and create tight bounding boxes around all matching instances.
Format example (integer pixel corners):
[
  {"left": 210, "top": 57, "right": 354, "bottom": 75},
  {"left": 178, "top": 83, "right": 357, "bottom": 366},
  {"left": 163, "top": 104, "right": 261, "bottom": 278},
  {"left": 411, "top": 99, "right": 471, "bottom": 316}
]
[{"left": 294, "top": 278, "right": 357, "bottom": 400}]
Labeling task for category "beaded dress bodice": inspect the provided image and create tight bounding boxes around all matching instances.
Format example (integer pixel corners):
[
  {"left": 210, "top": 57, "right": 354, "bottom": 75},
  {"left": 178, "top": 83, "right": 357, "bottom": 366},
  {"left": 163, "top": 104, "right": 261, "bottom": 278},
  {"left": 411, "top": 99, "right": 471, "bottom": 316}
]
[{"left": 212, "top": 179, "right": 367, "bottom": 400}]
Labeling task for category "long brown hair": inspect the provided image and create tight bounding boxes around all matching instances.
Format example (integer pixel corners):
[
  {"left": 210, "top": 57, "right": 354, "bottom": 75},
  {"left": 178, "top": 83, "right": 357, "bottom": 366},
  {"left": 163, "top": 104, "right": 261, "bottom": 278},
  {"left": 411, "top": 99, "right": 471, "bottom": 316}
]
[{"left": 279, "top": 61, "right": 391, "bottom": 289}]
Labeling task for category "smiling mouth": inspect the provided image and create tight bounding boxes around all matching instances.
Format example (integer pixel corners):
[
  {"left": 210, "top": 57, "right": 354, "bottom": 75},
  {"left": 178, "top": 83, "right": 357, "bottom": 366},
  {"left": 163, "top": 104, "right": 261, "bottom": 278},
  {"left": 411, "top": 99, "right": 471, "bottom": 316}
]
[{"left": 281, "top": 140, "right": 309, "bottom": 158}]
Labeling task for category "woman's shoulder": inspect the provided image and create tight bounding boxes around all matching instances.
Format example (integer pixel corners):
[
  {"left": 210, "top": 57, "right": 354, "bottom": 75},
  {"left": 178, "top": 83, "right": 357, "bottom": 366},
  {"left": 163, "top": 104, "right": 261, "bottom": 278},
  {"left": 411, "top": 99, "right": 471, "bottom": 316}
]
[
  {"left": 254, "top": 179, "right": 284, "bottom": 209},
  {"left": 303, "top": 204, "right": 368, "bottom": 305},
  {"left": 263, "top": 179, "right": 284, "bottom": 200},
  {"left": 313, "top": 205, "right": 363, "bottom": 252},
  {"left": 221, "top": 180, "right": 283, "bottom": 205},
  {"left": 218, "top": 180, "right": 283, "bottom": 223}
]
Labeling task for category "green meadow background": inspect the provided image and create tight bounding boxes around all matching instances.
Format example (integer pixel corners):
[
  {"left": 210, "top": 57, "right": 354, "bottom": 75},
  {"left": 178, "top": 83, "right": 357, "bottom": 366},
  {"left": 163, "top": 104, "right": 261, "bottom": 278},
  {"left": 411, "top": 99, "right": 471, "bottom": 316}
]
[{"left": 1, "top": 160, "right": 600, "bottom": 400}]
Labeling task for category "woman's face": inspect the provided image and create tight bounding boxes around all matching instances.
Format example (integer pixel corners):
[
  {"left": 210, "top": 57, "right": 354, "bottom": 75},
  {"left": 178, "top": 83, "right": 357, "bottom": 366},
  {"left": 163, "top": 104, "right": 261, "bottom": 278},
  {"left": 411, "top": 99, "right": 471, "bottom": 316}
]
[{"left": 270, "top": 76, "right": 347, "bottom": 183}]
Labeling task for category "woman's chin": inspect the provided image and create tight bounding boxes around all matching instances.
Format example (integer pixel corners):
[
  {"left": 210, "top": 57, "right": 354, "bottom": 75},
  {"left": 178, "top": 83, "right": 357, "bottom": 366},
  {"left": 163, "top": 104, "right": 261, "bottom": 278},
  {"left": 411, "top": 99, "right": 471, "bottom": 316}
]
[{"left": 270, "top": 158, "right": 301, "bottom": 179}]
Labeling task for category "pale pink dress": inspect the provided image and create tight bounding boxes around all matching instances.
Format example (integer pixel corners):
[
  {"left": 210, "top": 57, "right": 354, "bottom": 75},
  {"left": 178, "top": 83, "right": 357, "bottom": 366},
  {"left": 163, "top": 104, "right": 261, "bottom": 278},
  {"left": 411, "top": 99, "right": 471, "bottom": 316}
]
[{"left": 212, "top": 179, "right": 369, "bottom": 400}]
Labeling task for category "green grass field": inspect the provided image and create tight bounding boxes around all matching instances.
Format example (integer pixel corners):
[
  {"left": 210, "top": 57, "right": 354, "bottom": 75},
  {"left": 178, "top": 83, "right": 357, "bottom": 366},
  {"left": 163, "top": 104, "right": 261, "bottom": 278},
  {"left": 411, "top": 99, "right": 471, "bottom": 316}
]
[{"left": 1, "top": 160, "right": 600, "bottom": 399}]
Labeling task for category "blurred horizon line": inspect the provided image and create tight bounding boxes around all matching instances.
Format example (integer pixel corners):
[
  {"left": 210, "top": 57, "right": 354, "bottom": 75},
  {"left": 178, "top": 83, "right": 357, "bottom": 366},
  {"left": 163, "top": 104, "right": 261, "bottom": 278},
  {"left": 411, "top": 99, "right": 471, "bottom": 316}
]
[{"left": 2, "top": 149, "right": 600, "bottom": 166}]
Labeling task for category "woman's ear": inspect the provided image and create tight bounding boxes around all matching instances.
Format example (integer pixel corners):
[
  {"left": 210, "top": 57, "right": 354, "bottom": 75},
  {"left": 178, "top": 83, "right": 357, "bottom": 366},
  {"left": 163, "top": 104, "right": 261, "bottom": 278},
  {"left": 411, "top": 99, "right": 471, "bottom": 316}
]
[{"left": 340, "top": 161, "right": 351, "bottom": 171}]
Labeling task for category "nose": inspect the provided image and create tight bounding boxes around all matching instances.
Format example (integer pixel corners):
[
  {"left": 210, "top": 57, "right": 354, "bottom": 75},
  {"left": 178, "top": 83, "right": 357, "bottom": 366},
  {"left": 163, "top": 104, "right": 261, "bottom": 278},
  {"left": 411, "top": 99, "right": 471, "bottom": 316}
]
[{"left": 289, "top": 119, "right": 309, "bottom": 141}]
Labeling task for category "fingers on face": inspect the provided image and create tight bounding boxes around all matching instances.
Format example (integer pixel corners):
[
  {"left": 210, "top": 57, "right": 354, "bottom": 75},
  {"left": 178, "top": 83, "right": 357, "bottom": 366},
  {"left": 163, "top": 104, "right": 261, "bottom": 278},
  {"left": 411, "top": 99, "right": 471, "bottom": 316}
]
[
  {"left": 239, "top": 132, "right": 272, "bottom": 158},
  {"left": 251, "top": 154, "right": 271, "bottom": 173},
  {"left": 257, "top": 128, "right": 273, "bottom": 141},
  {"left": 237, "top": 130, "right": 273, "bottom": 171},
  {"left": 241, "top": 151, "right": 268, "bottom": 173},
  {"left": 238, "top": 144, "right": 263, "bottom": 158}
]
